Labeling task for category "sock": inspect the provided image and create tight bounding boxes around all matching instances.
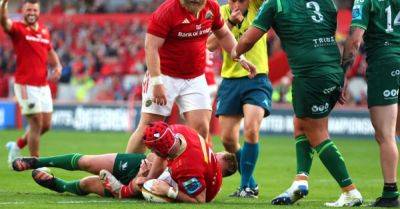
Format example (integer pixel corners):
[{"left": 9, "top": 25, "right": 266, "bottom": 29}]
[
  {"left": 120, "top": 180, "right": 136, "bottom": 198},
  {"left": 17, "top": 137, "right": 27, "bottom": 149},
  {"left": 240, "top": 142, "right": 259, "bottom": 189},
  {"left": 295, "top": 135, "right": 314, "bottom": 175},
  {"left": 54, "top": 179, "right": 88, "bottom": 196},
  {"left": 315, "top": 140, "right": 353, "bottom": 188},
  {"left": 382, "top": 183, "right": 399, "bottom": 198},
  {"left": 236, "top": 148, "right": 257, "bottom": 189},
  {"left": 36, "top": 154, "right": 83, "bottom": 170}
]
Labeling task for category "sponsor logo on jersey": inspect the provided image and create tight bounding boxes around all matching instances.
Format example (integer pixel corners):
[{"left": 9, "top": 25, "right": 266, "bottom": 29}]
[
  {"left": 383, "top": 89, "right": 399, "bottom": 99},
  {"left": 391, "top": 69, "right": 400, "bottom": 77},
  {"left": 323, "top": 86, "right": 337, "bottom": 94},
  {"left": 145, "top": 99, "right": 152, "bottom": 107},
  {"left": 311, "top": 102, "right": 329, "bottom": 114},
  {"left": 205, "top": 10, "right": 213, "bottom": 20},
  {"left": 177, "top": 27, "right": 211, "bottom": 38},
  {"left": 121, "top": 162, "right": 128, "bottom": 171},
  {"left": 182, "top": 18, "right": 190, "bottom": 24},
  {"left": 25, "top": 35, "right": 50, "bottom": 44},
  {"left": 182, "top": 177, "right": 202, "bottom": 195},
  {"left": 312, "top": 36, "right": 336, "bottom": 47},
  {"left": 352, "top": 5, "right": 362, "bottom": 20}
]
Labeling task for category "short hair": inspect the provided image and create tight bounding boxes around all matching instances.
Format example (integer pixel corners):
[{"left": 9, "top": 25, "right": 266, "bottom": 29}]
[
  {"left": 221, "top": 152, "right": 238, "bottom": 177},
  {"left": 24, "top": 0, "right": 39, "bottom": 4}
]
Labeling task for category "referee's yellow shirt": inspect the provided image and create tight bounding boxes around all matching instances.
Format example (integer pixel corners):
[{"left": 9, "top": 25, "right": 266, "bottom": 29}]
[{"left": 220, "top": 0, "right": 269, "bottom": 78}]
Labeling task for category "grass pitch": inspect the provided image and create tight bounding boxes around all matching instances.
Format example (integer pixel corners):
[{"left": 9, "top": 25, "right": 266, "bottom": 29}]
[{"left": 0, "top": 130, "right": 394, "bottom": 208}]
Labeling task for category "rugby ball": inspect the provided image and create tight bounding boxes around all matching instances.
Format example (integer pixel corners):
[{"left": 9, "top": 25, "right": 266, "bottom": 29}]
[{"left": 142, "top": 179, "right": 174, "bottom": 203}]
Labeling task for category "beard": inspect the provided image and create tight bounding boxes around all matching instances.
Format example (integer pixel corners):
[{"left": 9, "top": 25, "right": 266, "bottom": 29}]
[
  {"left": 180, "top": 0, "right": 206, "bottom": 14},
  {"left": 24, "top": 14, "right": 38, "bottom": 25}
]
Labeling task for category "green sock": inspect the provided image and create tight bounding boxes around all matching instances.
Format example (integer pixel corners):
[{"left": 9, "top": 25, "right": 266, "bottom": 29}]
[
  {"left": 54, "top": 179, "right": 88, "bottom": 196},
  {"left": 37, "top": 154, "right": 83, "bottom": 171},
  {"left": 382, "top": 183, "right": 399, "bottom": 198},
  {"left": 295, "top": 135, "right": 314, "bottom": 175},
  {"left": 315, "top": 140, "right": 353, "bottom": 188}
]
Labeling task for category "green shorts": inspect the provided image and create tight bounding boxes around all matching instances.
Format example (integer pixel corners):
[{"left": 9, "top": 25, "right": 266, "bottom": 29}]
[
  {"left": 366, "top": 61, "right": 400, "bottom": 107},
  {"left": 292, "top": 72, "right": 344, "bottom": 119},
  {"left": 103, "top": 153, "right": 146, "bottom": 197}
]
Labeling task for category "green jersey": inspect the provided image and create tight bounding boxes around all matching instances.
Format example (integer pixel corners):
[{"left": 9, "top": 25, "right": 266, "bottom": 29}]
[
  {"left": 253, "top": 0, "right": 342, "bottom": 77},
  {"left": 351, "top": 0, "right": 400, "bottom": 64}
]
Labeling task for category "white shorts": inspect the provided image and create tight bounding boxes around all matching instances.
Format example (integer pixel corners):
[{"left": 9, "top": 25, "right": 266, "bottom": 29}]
[
  {"left": 14, "top": 84, "right": 53, "bottom": 115},
  {"left": 141, "top": 73, "right": 212, "bottom": 116}
]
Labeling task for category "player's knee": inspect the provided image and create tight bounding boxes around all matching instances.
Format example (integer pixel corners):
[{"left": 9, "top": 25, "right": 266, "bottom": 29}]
[
  {"left": 375, "top": 131, "right": 396, "bottom": 145},
  {"left": 243, "top": 124, "right": 259, "bottom": 142},
  {"left": 41, "top": 123, "right": 51, "bottom": 134}
]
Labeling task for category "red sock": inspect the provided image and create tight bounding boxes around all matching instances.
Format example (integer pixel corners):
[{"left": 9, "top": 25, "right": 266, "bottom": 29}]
[
  {"left": 16, "top": 137, "right": 27, "bottom": 149},
  {"left": 120, "top": 181, "right": 136, "bottom": 198}
]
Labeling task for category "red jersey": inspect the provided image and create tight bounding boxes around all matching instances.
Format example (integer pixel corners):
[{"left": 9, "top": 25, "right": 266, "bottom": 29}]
[
  {"left": 147, "top": 0, "right": 224, "bottom": 79},
  {"left": 9, "top": 22, "right": 52, "bottom": 86},
  {"left": 167, "top": 124, "right": 222, "bottom": 202}
]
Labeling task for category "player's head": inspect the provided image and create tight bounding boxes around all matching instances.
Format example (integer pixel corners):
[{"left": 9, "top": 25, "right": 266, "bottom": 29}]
[
  {"left": 143, "top": 121, "right": 180, "bottom": 158},
  {"left": 228, "top": 0, "right": 249, "bottom": 15},
  {"left": 22, "top": 0, "right": 40, "bottom": 25},
  {"left": 215, "top": 152, "right": 238, "bottom": 177},
  {"left": 179, "top": 0, "right": 206, "bottom": 14}
]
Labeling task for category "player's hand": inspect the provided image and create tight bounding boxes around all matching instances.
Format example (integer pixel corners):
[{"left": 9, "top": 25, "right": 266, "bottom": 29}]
[
  {"left": 49, "top": 66, "right": 62, "bottom": 82},
  {"left": 150, "top": 179, "right": 170, "bottom": 196},
  {"left": 152, "top": 84, "right": 167, "bottom": 106},
  {"left": 135, "top": 176, "right": 148, "bottom": 188},
  {"left": 229, "top": 8, "right": 244, "bottom": 25},
  {"left": 239, "top": 57, "right": 257, "bottom": 79},
  {"left": 338, "top": 78, "right": 348, "bottom": 105},
  {"left": 137, "top": 159, "right": 152, "bottom": 177}
]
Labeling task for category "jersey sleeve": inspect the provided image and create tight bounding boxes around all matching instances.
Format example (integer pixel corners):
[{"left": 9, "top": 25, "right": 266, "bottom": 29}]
[
  {"left": 351, "top": 0, "right": 371, "bottom": 30},
  {"left": 251, "top": 0, "right": 265, "bottom": 11},
  {"left": 252, "top": 0, "right": 276, "bottom": 32},
  {"left": 176, "top": 175, "right": 206, "bottom": 198},
  {"left": 147, "top": 9, "right": 171, "bottom": 38},
  {"left": 211, "top": 2, "right": 224, "bottom": 31},
  {"left": 8, "top": 21, "right": 21, "bottom": 37}
]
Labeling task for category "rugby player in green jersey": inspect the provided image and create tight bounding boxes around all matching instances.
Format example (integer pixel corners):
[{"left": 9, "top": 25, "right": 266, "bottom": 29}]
[
  {"left": 344, "top": 0, "right": 400, "bottom": 207},
  {"left": 11, "top": 153, "right": 151, "bottom": 198},
  {"left": 207, "top": 0, "right": 272, "bottom": 198},
  {"left": 233, "top": 0, "right": 363, "bottom": 206}
]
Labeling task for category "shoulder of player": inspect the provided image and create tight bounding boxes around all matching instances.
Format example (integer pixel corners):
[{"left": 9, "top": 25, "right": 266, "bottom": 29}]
[
  {"left": 152, "top": 0, "right": 176, "bottom": 17},
  {"left": 206, "top": 0, "right": 222, "bottom": 12}
]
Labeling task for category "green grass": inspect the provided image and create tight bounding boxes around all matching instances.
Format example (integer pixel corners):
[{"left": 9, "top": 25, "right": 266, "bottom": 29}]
[{"left": 0, "top": 130, "right": 394, "bottom": 208}]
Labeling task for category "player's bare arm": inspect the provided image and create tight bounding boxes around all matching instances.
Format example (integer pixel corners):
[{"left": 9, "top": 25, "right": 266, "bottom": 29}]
[
  {"left": 207, "top": 8, "right": 242, "bottom": 51},
  {"left": 150, "top": 179, "right": 206, "bottom": 203},
  {"left": 146, "top": 154, "right": 167, "bottom": 180},
  {"left": 48, "top": 49, "right": 62, "bottom": 82},
  {"left": 234, "top": 26, "right": 264, "bottom": 59},
  {"left": 342, "top": 27, "right": 365, "bottom": 71},
  {"left": 0, "top": 0, "right": 12, "bottom": 32},
  {"left": 145, "top": 33, "right": 167, "bottom": 106}
]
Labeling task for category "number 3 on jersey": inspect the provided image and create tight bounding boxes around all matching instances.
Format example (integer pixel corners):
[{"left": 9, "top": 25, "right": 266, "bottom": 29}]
[
  {"left": 306, "top": 1, "right": 324, "bottom": 23},
  {"left": 385, "top": 5, "right": 400, "bottom": 33}
]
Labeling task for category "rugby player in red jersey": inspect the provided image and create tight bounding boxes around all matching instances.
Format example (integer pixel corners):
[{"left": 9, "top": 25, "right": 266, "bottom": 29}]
[
  {"left": 102, "top": 121, "right": 238, "bottom": 203},
  {"left": 1, "top": 0, "right": 62, "bottom": 162},
  {"left": 125, "top": 0, "right": 256, "bottom": 154}
]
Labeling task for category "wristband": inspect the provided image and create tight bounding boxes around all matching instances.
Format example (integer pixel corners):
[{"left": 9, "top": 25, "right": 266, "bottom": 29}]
[
  {"left": 167, "top": 187, "right": 178, "bottom": 199},
  {"left": 150, "top": 76, "right": 163, "bottom": 86},
  {"left": 238, "top": 55, "right": 246, "bottom": 62},
  {"left": 227, "top": 18, "right": 237, "bottom": 26}
]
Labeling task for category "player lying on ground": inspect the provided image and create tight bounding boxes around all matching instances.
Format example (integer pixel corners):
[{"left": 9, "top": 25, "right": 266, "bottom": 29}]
[
  {"left": 12, "top": 153, "right": 155, "bottom": 197},
  {"left": 101, "top": 121, "right": 238, "bottom": 203}
]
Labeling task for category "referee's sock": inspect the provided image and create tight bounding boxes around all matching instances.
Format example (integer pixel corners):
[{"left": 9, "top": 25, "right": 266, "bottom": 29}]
[
  {"left": 240, "top": 142, "right": 259, "bottom": 189},
  {"left": 236, "top": 149, "right": 257, "bottom": 189}
]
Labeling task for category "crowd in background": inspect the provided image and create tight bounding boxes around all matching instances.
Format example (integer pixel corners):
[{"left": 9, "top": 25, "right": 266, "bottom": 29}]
[{"left": 0, "top": 0, "right": 367, "bottom": 106}]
